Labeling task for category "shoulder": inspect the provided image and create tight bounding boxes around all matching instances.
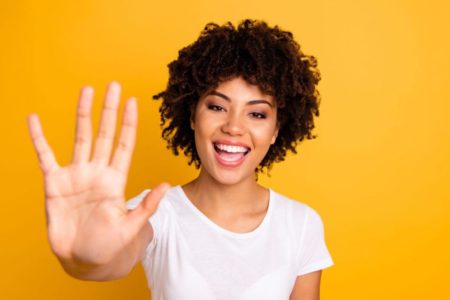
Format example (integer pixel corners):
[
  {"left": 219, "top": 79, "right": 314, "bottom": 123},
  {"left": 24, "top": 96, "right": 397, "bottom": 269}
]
[
  {"left": 271, "top": 190, "right": 325, "bottom": 230},
  {"left": 271, "top": 190, "right": 315, "bottom": 217}
]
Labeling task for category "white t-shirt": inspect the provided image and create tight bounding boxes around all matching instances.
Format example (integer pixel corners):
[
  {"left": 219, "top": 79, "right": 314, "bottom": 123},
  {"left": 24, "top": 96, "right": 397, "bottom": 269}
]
[{"left": 126, "top": 186, "right": 333, "bottom": 300}]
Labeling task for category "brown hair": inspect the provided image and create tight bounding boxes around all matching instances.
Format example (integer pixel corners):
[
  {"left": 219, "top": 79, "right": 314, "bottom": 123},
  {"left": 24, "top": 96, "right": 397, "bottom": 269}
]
[{"left": 153, "top": 19, "right": 321, "bottom": 172}]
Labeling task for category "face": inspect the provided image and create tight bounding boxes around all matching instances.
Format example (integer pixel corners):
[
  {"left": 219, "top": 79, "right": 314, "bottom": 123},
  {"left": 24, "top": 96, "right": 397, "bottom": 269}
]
[{"left": 191, "top": 76, "right": 279, "bottom": 186}]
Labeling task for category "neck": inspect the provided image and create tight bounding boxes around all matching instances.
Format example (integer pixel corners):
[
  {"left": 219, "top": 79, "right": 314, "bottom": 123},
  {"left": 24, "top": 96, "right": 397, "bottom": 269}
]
[{"left": 182, "top": 168, "right": 268, "bottom": 217}]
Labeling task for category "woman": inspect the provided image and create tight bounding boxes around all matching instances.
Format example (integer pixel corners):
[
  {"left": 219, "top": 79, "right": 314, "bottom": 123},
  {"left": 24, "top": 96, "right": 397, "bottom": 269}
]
[{"left": 28, "top": 19, "right": 333, "bottom": 299}]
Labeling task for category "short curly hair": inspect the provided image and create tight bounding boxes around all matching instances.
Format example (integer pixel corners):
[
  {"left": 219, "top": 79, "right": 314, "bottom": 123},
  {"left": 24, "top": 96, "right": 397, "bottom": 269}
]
[{"left": 153, "top": 19, "right": 321, "bottom": 172}]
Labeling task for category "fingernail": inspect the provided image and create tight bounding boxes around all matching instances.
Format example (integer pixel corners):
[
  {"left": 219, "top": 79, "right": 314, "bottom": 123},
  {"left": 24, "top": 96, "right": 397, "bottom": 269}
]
[
  {"left": 109, "top": 81, "right": 121, "bottom": 92},
  {"left": 129, "top": 97, "right": 137, "bottom": 108},
  {"left": 83, "top": 86, "right": 94, "bottom": 95},
  {"left": 161, "top": 183, "right": 171, "bottom": 192}
]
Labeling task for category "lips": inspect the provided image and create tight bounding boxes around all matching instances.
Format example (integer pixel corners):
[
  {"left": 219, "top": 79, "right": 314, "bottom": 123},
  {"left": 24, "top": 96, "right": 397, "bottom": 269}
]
[{"left": 213, "top": 142, "right": 250, "bottom": 167}]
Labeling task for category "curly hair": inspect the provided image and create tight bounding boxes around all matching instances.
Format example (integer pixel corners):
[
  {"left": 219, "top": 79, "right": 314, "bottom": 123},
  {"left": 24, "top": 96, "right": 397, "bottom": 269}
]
[{"left": 153, "top": 19, "right": 321, "bottom": 173}]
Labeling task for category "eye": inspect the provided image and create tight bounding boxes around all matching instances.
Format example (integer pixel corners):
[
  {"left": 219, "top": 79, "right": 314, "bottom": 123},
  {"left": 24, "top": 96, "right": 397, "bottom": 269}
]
[
  {"left": 249, "top": 112, "right": 267, "bottom": 119},
  {"left": 207, "top": 104, "right": 225, "bottom": 112}
]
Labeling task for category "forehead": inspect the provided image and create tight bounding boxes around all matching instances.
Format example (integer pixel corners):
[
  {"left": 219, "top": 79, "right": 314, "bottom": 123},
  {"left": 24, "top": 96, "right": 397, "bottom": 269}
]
[{"left": 203, "top": 76, "right": 275, "bottom": 104}]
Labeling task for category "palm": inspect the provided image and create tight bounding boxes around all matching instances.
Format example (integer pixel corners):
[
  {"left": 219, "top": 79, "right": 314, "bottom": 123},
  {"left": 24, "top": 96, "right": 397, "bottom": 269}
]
[
  {"left": 28, "top": 82, "right": 165, "bottom": 265},
  {"left": 46, "top": 164, "right": 125, "bottom": 200},
  {"left": 45, "top": 168, "right": 124, "bottom": 265}
]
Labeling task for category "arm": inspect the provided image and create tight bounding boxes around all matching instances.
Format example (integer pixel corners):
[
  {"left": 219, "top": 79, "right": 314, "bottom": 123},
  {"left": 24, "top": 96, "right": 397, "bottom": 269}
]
[
  {"left": 289, "top": 270, "right": 322, "bottom": 300},
  {"left": 28, "top": 82, "right": 168, "bottom": 281}
]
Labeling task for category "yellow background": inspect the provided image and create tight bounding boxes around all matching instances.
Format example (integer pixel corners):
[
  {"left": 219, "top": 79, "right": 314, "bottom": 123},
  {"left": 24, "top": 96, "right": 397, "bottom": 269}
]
[{"left": 1, "top": 0, "right": 449, "bottom": 299}]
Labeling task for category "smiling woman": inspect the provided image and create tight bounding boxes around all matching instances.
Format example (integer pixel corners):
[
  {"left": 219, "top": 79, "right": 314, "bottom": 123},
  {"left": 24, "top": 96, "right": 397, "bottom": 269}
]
[
  {"left": 28, "top": 19, "right": 333, "bottom": 300},
  {"left": 190, "top": 77, "right": 279, "bottom": 185}
]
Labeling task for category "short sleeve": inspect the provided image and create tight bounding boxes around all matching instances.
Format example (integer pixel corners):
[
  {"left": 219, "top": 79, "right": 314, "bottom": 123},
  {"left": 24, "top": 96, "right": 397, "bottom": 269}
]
[
  {"left": 296, "top": 206, "right": 334, "bottom": 276},
  {"left": 126, "top": 189, "right": 161, "bottom": 258}
]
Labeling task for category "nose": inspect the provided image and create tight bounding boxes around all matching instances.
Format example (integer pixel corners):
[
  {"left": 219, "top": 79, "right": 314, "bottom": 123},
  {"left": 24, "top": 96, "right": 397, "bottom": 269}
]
[{"left": 221, "top": 113, "right": 246, "bottom": 136}]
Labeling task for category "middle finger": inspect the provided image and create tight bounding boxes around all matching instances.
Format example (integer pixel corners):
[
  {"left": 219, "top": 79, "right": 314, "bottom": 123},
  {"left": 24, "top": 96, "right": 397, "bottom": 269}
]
[{"left": 92, "top": 81, "right": 121, "bottom": 165}]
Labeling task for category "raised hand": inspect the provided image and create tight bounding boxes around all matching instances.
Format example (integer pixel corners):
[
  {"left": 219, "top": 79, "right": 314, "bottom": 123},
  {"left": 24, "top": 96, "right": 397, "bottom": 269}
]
[{"left": 27, "top": 82, "right": 169, "bottom": 272}]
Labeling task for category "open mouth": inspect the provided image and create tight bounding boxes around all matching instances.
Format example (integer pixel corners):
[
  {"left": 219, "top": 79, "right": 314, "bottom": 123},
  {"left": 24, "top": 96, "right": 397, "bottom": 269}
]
[{"left": 213, "top": 143, "right": 250, "bottom": 164}]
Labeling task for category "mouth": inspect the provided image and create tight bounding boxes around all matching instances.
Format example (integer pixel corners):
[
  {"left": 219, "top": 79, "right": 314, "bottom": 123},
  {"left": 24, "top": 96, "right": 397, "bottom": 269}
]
[{"left": 213, "top": 142, "right": 250, "bottom": 166}]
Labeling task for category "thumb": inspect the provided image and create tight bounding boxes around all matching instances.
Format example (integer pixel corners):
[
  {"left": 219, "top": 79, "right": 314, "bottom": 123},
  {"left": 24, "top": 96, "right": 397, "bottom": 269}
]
[
  {"left": 123, "top": 183, "right": 170, "bottom": 236},
  {"left": 141, "top": 182, "right": 171, "bottom": 215}
]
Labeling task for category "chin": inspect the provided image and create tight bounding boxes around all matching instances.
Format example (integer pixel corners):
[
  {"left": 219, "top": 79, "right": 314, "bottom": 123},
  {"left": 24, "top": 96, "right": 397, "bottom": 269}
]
[{"left": 207, "top": 166, "right": 256, "bottom": 186}]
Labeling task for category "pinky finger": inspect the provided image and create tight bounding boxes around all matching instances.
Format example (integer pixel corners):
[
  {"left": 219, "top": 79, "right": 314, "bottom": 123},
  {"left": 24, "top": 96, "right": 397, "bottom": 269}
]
[{"left": 27, "top": 114, "right": 60, "bottom": 174}]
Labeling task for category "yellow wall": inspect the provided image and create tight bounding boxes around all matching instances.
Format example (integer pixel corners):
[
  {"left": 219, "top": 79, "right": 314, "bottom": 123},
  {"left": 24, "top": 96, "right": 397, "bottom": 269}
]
[{"left": 1, "top": 0, "right": 449, "bottom": 298}]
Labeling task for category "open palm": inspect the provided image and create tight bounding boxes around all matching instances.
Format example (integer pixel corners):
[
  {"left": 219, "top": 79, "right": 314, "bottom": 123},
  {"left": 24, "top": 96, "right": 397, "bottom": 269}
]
[{"left": 28, "top": 82, "right": 168, "bottom": 267}]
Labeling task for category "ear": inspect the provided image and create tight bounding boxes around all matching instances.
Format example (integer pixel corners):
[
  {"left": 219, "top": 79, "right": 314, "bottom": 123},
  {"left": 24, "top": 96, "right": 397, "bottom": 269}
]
[
  {"left": 270, "top": 125, "right": 279, "bottom": 145},
  {"left": 189, "top": 106, "right": 195, "bottom": 130}
]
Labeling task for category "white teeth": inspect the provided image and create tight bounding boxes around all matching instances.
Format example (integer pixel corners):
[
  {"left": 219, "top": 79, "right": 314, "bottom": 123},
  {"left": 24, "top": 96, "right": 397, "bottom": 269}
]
[{"left": 215, "top": 143, "right": 248, "bottom": 153}]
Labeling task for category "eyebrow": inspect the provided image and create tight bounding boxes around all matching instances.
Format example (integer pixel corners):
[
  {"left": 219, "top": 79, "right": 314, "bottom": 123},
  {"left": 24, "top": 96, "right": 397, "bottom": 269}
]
[{"left": 208, "top": 90, "right": 273, "bottom": 107}]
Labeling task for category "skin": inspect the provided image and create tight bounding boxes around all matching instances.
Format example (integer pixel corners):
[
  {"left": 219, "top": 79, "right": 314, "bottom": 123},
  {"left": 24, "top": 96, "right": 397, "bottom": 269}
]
[
  {"left": 290, "top": 271, "right": 322, "bottom": 300},
  {"left": 27, "top": 82, "right": 169, "bottom": 280},
  {"left": 27, "top": 79, "right": 322, "bottom": 297},
  {"left": 184, "top": 77, "right": 321, "bottom": 299},
  {"left": 183, "top": 76, "right": 278, "bottom": 229}
]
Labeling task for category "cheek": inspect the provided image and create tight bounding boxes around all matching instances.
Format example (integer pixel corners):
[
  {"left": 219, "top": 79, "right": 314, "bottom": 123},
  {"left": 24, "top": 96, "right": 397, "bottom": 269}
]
[
  {"left": 193, "top": 112, "right": 217, "bottom": 149},
  {"left": 193, "top": 129, "right": 209, "bottom": 164},
  {"left": 252, "top": 125, "right": 278, "bottom": 145},
  {"left": 194, "top": 114, "right": 213, "bottom": 136},
  {"left": 194, "top": 125, "right": 209, "bottom": 148}
]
